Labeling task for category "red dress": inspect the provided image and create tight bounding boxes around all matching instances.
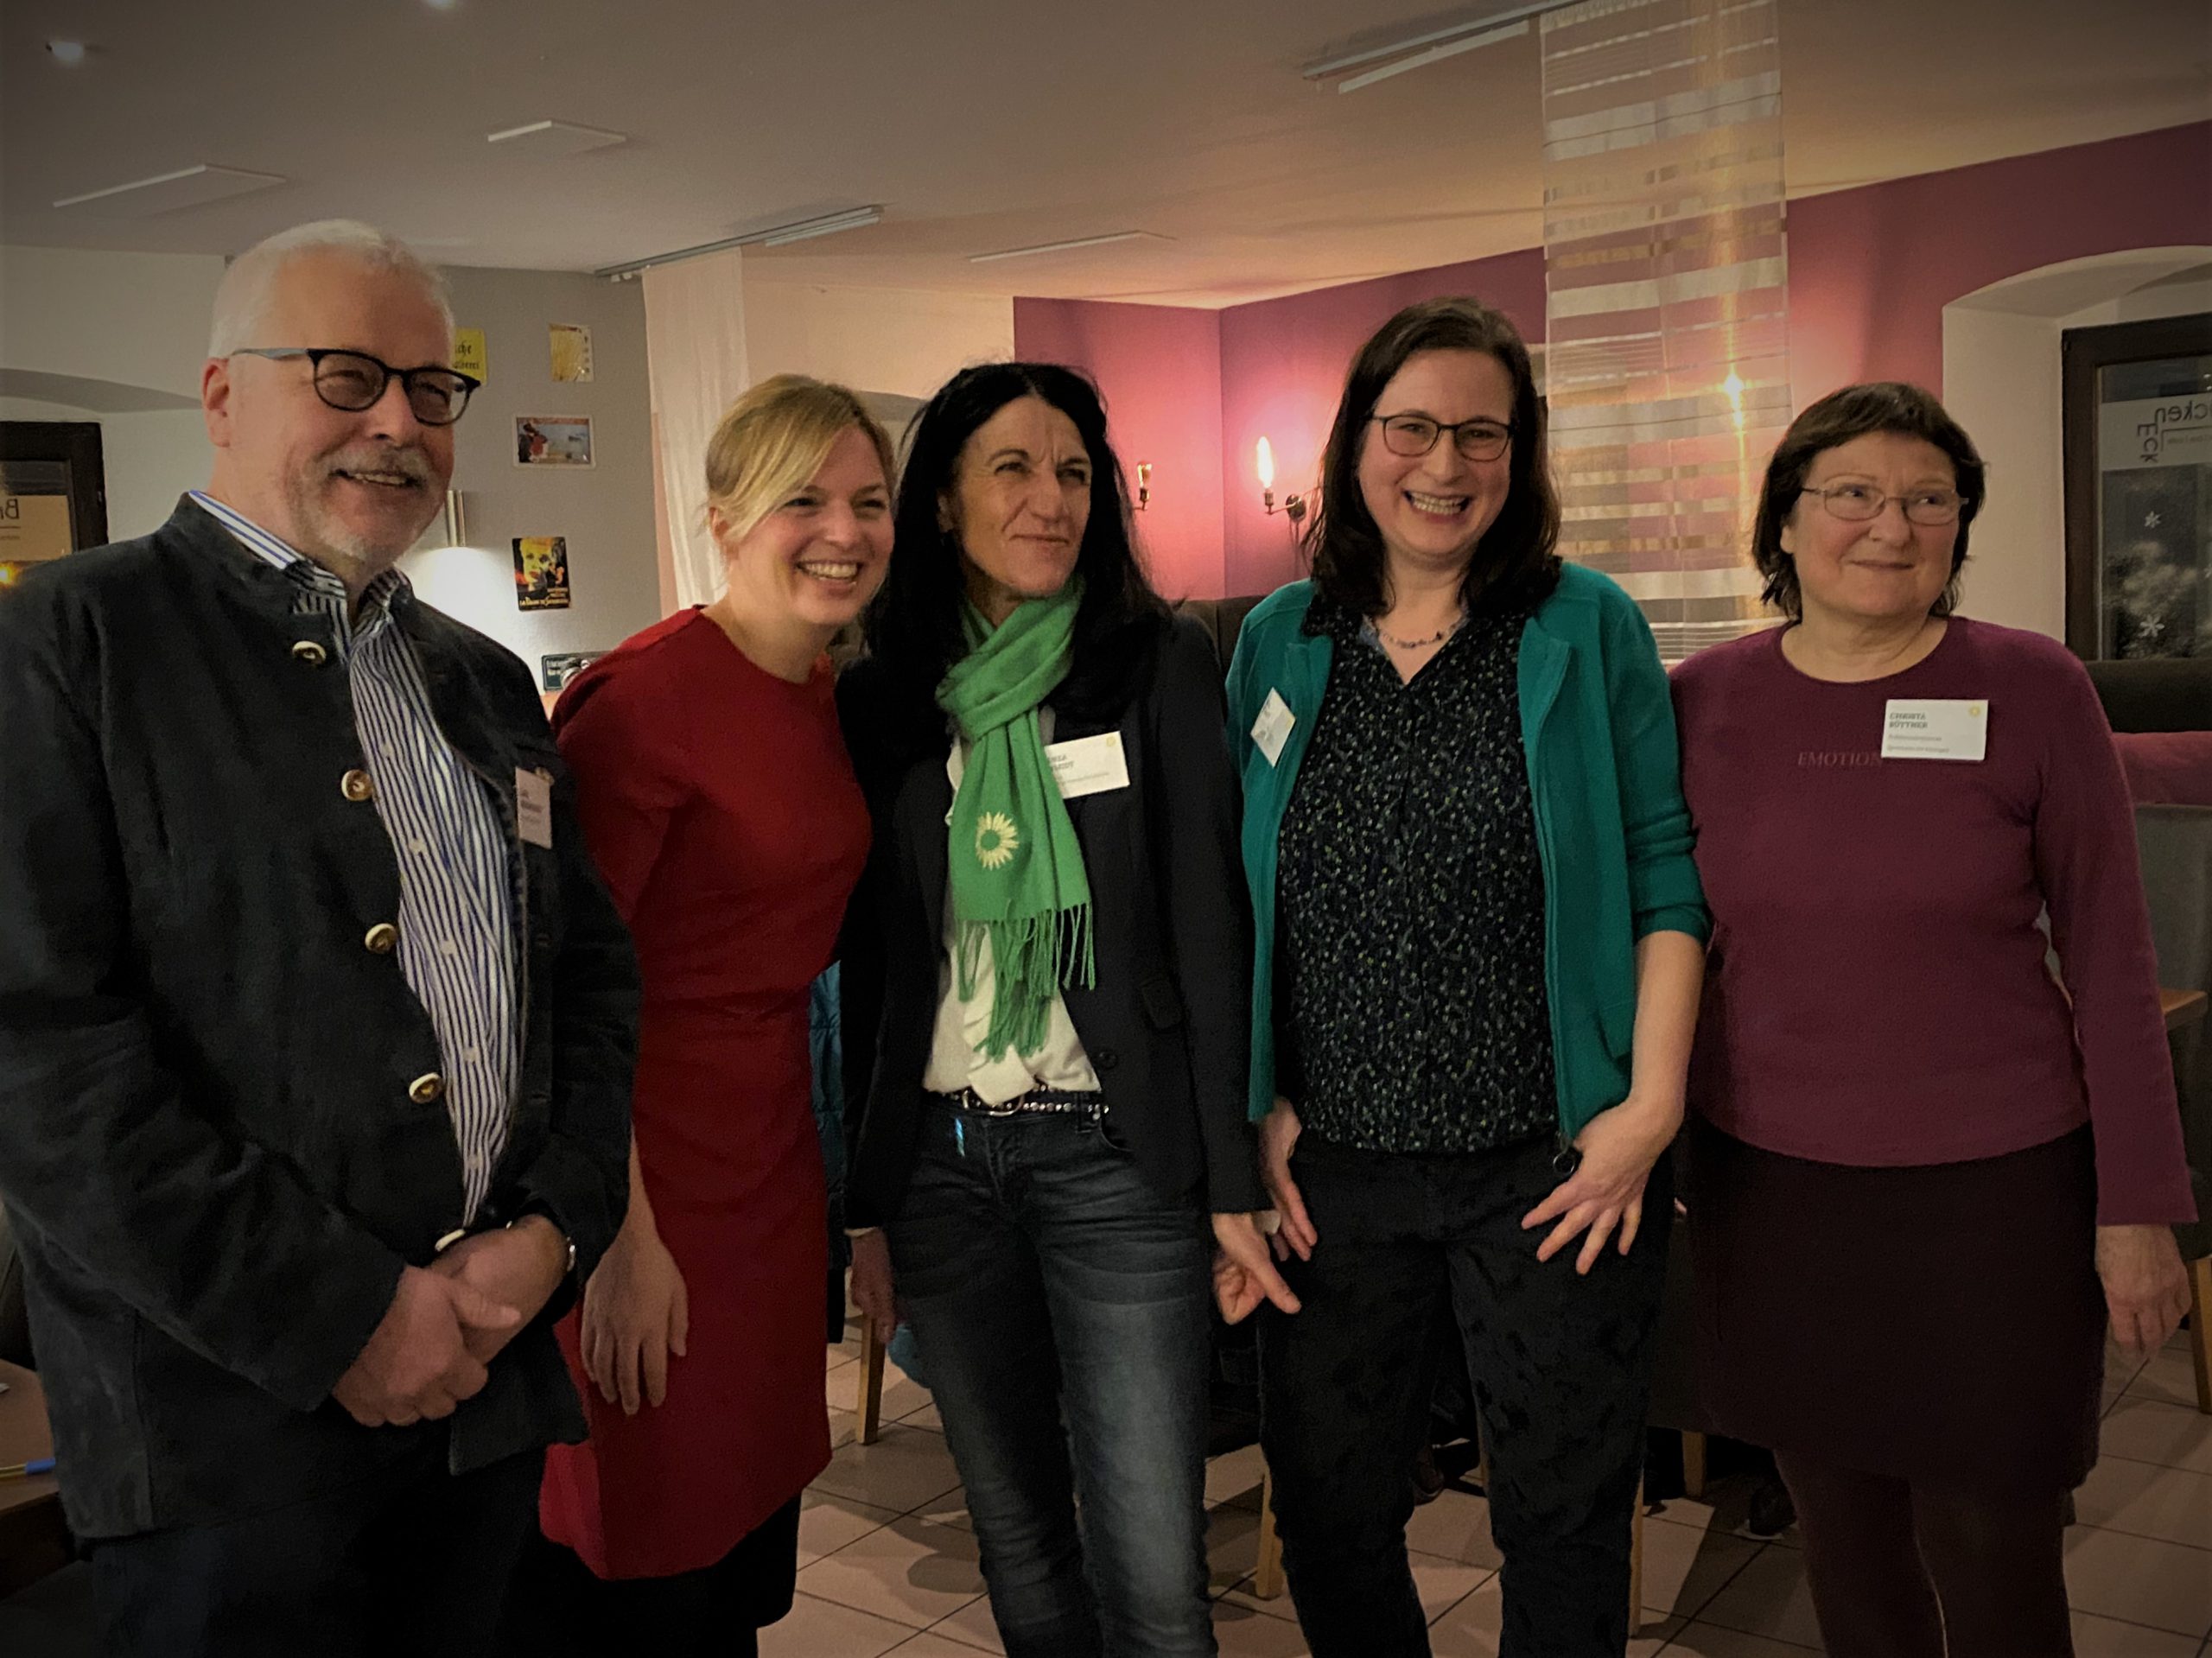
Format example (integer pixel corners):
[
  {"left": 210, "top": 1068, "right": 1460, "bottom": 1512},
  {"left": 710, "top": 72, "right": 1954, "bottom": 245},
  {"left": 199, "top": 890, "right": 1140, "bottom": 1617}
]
[{"left": 538, "top": 609, "right": 868, "bottom": 1579}]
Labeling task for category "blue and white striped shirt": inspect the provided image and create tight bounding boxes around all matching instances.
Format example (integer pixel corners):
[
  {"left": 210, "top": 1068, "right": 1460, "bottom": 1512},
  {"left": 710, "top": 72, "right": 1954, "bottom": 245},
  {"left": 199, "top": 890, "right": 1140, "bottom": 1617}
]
[{"left": 189, "top": 492, "right": 518, "bottom": 1221}]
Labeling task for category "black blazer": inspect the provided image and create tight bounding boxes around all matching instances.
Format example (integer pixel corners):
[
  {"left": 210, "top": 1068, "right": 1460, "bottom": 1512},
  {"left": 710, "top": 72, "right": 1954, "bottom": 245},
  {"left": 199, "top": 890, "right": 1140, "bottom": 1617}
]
[
  {"left": 0, "top": 499, "right": 638, "bottom": 1539},
  {"left": 837, "top": 611, "right": 1261, "bottom": 1228}
]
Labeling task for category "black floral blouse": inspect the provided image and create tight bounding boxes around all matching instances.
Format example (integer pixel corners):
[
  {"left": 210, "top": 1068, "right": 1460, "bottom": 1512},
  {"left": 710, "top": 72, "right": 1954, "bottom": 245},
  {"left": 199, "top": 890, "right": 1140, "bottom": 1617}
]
[{"left": 1274, "top": 593, "right": 1557, "bottom": 1153}]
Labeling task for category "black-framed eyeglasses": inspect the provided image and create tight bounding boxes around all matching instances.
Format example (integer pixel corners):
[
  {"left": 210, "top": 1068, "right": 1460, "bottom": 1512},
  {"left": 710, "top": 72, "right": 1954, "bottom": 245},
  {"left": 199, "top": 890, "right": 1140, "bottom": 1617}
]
[
  {"left": 229, "top": 347, "right": 481, "bottom": 427},
  {"left": 1370, "top": 412, "right": 1514, "bottom": 463},
  {"left": 1800, "top": 481, "right": 1964, "bottom": 526}
]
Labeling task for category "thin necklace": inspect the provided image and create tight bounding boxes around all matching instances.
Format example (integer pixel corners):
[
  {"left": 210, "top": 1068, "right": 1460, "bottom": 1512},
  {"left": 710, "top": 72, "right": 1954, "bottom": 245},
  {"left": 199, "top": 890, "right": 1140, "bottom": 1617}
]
[{"left": 1376, "top": 609, "right": 1465, "bottom": 651}]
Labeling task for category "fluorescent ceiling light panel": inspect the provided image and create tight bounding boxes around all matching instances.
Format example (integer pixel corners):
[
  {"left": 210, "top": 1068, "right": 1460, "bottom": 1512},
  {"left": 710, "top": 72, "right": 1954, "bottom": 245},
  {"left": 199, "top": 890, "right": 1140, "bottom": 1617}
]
[
  {"left": 1333, "top": 21, "right": 1529, "bottom": 92},
  {"left": 969, "top": 231, "right": 1165, "bottom": 264},
  {"left": 594, "top": 206, "right": 886, "bottom": 277},
  {"left": 54, "top": 163, "right": 285, "bottom": 213},
  {"left": 486, "top": 119, "right": 627, "bottom": 156},
  {"left": 1303, "top": 1, "right": 1560, "bottom": 82}
]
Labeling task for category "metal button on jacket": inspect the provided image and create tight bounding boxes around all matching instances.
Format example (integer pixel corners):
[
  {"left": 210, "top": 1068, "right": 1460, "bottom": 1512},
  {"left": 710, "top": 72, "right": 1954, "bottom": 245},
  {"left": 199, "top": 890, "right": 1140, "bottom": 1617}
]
[
  {"left": 340, "top": 768, "right": 375, "bottom": 803},
  {"left": 408, "top": 1072, "right": 446, "bottom": 1105},
  {"left": 363, "top": 922, "right": 399, "bottom": 955},
  {"left": 290, "top": 639, "right": 328, "bottom": 666}
]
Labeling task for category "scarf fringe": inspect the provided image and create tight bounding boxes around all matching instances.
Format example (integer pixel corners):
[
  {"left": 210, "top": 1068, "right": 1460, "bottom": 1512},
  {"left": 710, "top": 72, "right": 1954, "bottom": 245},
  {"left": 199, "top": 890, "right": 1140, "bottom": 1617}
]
[{"left": 956, "top": 904, "right": 1096, "bottom": 1064}]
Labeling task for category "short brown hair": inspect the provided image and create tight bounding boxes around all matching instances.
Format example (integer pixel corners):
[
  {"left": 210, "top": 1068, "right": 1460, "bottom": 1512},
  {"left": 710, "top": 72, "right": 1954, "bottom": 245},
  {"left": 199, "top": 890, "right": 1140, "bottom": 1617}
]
[
  {"left": 1751, "top": 382, "right": 1986, "bottom": 621},
  {"left": 1308, "top": 297, "right": 1560, "bottom": 618},
  {"left": 703, "top": 374, "right": 895, "bottom": 550}
]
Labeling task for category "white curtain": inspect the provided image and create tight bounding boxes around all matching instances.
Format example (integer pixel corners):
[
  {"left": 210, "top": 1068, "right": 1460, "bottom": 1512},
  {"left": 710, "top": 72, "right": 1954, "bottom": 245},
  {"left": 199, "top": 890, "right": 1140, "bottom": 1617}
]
[{"left": 642, "top": 248, "right": 749, "bottom": 608}]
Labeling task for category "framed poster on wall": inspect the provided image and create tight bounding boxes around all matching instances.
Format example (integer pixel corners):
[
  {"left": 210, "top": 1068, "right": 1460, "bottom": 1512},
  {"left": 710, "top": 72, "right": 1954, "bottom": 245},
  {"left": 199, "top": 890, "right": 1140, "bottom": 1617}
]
[
  {"left": 0, "top": 422, "right": 106, "bottom": 588},
  {"left": 2063, "top": 313, "right": 2212, "bottom": 659}
]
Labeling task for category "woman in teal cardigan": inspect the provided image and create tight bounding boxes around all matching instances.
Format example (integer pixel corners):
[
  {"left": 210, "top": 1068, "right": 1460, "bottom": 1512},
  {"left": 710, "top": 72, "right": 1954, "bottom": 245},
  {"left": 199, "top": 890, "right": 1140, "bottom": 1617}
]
[{"left": 1221, "top": 298, "right": 1708, "bottom": 1658}]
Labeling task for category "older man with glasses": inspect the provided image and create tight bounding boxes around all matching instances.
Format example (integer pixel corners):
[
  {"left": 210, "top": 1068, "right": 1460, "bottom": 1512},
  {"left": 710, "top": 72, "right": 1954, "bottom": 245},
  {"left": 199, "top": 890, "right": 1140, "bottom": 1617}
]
[{"left": 0, "top": 219, "right": 638, "bottom": 1656}]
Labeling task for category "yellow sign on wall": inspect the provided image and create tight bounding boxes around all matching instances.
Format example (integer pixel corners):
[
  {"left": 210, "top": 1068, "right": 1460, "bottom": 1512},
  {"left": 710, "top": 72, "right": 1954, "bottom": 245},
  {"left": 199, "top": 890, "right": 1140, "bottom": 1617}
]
[{"left": 453, "top": 327, "right": 487, "bottom": 381}]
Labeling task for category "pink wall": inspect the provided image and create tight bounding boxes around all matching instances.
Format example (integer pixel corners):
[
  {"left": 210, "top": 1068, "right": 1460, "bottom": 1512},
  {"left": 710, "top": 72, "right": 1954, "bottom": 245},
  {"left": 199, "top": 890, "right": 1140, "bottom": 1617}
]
[
  {"left": 1017, "top": 120, "right": 2212, "bottom": 600},
  {"left": 1012, "top": 297, "right": 1225, "bottom": 600},
  {"left": 1787, "top": 122, "right": 2211, "bottom": 410}
]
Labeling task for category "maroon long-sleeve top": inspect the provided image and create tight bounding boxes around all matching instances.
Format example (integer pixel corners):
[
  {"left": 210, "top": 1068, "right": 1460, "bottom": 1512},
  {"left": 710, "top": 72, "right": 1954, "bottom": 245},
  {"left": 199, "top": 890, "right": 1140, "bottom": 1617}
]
[{"left": 1671, "top": 619, "right": 2196, "bottom": 1227}]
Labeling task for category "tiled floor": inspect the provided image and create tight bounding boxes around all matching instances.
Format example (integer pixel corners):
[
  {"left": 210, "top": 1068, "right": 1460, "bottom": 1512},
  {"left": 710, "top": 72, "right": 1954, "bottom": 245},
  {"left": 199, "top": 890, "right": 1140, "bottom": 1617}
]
[{"left": 774, "top": 1327, "right": 2212, "bottom": 1656}]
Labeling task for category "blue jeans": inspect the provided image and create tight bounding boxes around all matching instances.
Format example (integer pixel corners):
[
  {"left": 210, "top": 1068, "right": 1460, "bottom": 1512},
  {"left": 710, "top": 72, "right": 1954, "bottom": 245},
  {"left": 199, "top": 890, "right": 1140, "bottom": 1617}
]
[{"left": 886, "top": 1102, "right": 1216, "bottom": 1658}]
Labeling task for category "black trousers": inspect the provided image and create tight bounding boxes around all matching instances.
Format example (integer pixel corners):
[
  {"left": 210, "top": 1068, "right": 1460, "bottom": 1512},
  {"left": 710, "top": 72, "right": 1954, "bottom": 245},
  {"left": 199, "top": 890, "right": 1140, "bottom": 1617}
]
[
  {"left": 1259, "top": 1132, "right": 1671, "bottom": 1658},
  {"left": 89, "top": 1439, "right": 544, "bottom": 1658}
]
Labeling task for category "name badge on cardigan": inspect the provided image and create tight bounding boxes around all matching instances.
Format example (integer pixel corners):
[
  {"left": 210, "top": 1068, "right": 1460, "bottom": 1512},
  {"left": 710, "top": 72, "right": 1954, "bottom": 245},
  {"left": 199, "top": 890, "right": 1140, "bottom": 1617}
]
[
  {"left": 1252, "top": 690, "right": 1295, "bottom": 766},
  {"left": 1881, "top": 699, "right": 1988, "bottom": 762},
  {"left": 1045, "top": 732, "right": 1130, "bottom": 799}
]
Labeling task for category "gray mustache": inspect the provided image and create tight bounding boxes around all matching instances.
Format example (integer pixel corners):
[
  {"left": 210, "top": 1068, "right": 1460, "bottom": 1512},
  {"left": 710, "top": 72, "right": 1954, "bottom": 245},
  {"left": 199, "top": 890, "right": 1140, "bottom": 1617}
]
[{"left": 326, "top": 448, "right": 433, "bottom": 485}]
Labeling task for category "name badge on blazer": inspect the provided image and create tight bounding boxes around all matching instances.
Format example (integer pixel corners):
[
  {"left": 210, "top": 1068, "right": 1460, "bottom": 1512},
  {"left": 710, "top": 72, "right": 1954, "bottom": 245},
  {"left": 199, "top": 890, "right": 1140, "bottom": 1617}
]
[
  {"left": 1880, "top": 699, "right": 1988, "bottom": 762},
  {"left": 515, "top": 766, "right": 555, "bottom": 848},
  {"left": 1045, "top": 731, "right": 1130, "bottom": 799},
  {"left": 1251, "top": 690, "right": 1295, "bottom": 766}
]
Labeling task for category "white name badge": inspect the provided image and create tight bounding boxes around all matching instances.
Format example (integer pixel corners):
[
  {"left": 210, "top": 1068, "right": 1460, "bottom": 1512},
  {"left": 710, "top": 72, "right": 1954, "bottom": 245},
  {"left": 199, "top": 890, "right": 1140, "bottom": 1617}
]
[
  {"left": 1045, "top": 731, "right": 1131, "bottom": 800},
  {"left": 1251, "top": 689, "right": 1296, "bottom": 767},
  {"left": 515, "top": 766, "right": 555, "bottom": 848},
  {"left": 1881, "top": 698, "right": 1989, "bottom": 762}
]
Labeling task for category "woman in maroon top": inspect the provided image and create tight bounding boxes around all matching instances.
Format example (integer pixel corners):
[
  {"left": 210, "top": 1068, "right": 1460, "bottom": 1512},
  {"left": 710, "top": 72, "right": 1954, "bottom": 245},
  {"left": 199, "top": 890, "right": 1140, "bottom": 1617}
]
[
  {"left": 1671, "top": 383, "right": 2195, "bottom": 1657},
  {"left": 503, "top": 376, "right": 893, "bottom": 1655}
]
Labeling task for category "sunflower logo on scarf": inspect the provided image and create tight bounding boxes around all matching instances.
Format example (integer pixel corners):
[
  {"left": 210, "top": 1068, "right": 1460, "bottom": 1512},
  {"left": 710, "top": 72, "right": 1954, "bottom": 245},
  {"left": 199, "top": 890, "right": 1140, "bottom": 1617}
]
[{"left": 975, "top": 811, "right": 1020, "bottom": 871}]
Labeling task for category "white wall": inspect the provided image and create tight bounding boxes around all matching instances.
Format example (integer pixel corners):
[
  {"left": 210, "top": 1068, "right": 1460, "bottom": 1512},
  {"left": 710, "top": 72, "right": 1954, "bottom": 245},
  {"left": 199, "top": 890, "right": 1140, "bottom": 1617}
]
[
  {"left": 741, "top": 280, "right": 1013, "bottom": 402},
  {"left": 401, "top": 265, "right": 659, "bottom": 680},
  {"left": 1, "top": 245, "right": 228, "bottom": 539},
  {"left": 1943, "top": 247, "right": 2212, "bottom": 639}
]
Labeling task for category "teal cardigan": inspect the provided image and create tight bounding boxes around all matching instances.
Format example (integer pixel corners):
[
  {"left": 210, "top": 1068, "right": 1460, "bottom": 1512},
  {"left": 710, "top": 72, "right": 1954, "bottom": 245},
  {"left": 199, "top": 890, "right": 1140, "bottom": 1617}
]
[{"left": 1225, "top": 565, "right": 1709, "bottom": 1139}]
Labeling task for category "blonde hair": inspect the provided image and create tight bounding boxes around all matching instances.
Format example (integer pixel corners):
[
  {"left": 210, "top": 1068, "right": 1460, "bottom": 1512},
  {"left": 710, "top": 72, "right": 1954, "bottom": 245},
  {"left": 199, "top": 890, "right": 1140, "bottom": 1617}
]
[
  {"left": 210, "top": 219, "right": 452, "bottom": 358},
  {"left": 704, "top": 374, "right": 896, "bottom": 551}
]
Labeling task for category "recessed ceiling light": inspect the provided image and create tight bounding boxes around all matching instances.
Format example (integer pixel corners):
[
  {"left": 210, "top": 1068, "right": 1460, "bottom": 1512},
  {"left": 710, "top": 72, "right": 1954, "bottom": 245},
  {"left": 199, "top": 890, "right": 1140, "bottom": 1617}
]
[
  {"left": 594, "top": 207, "right": 886, "bottom": 278},
  {"left": 486, "top": 119, "right": 627, "bottom": 156},
  {"left": 47, "top": 40, "right": 88, "bottom": 66},
  {"left": 969, "top": 231, "right": 1167, "bottom": 264},
  {"left": 54, "top": 163, "right": 286, "bottom": 215}
]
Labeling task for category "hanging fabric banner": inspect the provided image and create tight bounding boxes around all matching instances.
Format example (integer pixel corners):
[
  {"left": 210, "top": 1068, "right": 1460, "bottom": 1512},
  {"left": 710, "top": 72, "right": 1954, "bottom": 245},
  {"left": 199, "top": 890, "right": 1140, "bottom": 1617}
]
[{"left": 1540, "top": 0, "right": 1789, "bottom": 657}]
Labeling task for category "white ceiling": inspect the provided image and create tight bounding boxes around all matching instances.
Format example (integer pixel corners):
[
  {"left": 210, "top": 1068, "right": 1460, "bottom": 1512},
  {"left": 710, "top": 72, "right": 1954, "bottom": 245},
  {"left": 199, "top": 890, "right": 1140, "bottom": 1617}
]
[{"left": 3, "top": 0, "right": 2208, "bottom": 308}]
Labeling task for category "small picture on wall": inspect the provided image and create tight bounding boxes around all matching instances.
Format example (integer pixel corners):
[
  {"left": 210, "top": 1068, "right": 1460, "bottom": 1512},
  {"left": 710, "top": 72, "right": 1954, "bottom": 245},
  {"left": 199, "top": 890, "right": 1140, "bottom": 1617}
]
[
  {"left": 513, "top": 536, "right": 572, "bottom": 611},
  {"left": 515, "top": 415, "right": 593, "bottom": 468},
  {"left": 541, "top": 651, "right": 603, "bottom": 692},
  {"left": 549, "top": 323, "right": 594, "bottom": 383}
]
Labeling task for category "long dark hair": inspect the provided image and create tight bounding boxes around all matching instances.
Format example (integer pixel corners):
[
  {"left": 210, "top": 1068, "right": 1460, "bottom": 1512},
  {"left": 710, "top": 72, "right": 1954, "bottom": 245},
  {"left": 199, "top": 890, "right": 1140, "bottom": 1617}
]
[
  {"left": 1308, "top": 296, "right": 1560, "bottom": 618},
  {"left": 862, "top": 362, "right": 1165, "bottom": 734},
  {"left": 1751, "top": 381, "right": 1986, "bottom": 620}
]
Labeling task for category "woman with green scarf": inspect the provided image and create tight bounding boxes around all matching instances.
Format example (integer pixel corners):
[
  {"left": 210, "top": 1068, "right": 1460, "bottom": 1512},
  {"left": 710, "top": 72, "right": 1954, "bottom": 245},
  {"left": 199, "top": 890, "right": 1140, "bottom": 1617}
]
[{"left": 837, "top": 363, "right": 1291, "bottom": 1658}]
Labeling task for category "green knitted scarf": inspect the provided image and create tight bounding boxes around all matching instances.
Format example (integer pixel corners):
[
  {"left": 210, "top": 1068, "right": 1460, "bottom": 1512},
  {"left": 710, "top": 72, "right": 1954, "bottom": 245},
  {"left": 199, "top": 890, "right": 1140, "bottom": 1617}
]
[{"left": 935, "top": 584, "right": 1094, "bottom": 1061}]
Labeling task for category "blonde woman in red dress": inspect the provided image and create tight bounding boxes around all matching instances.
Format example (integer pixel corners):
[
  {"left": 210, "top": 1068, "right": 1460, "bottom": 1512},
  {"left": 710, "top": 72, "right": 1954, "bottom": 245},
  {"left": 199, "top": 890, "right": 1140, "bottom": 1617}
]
[{"left": 502, "top": 376, "right": 894, "bottom": 1654}]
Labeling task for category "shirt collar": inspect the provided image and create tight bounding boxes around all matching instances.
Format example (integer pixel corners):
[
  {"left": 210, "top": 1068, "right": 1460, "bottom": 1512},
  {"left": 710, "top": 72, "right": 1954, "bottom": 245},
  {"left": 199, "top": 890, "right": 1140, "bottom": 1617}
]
[{"left": 187, "top": 490, "right": 410, "bottom": 612}]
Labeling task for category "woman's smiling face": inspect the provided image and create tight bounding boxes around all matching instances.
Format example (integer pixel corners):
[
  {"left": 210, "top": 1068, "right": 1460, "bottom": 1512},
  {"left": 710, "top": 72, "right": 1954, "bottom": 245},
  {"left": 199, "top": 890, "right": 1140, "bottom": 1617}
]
[{"left": 1355, "top": 348, "right": 1516, "bottom": 581}]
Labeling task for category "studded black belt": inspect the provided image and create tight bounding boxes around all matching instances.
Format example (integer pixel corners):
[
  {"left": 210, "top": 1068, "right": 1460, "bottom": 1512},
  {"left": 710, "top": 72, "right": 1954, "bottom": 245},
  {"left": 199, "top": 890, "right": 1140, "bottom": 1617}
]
[{"left": 933, "top": 1086, "right": 1107, "bottom": 1120}]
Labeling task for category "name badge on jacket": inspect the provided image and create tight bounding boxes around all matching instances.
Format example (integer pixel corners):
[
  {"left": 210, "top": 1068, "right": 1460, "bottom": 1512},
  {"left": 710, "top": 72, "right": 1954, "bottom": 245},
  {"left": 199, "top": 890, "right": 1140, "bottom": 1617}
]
[
  {"left": 1045, "top": 731, "right": 1130, "bottom": 799},
  {"left": 1881, "top": 699, "right": 1988, "bottom": 762},
  {"left": 1251, "top": 690, "right": 1295, "bottom": 766},
  {"left": 515, "top": 767, "right": 555, "bottom": 847}
]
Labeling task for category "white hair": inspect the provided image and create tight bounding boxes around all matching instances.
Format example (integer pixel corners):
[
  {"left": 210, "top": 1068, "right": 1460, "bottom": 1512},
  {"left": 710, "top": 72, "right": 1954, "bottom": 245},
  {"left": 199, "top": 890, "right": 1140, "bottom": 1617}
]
[{"left": 207, "top": 219, "right": 454, "bottom": 358}]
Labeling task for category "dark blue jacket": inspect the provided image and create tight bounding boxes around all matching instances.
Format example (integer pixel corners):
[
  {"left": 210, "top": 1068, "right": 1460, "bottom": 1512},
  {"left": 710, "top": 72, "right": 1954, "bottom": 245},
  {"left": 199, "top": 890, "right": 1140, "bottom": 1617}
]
[{"left": 0, "top": 499, "right": 638, "bottom": 1539}]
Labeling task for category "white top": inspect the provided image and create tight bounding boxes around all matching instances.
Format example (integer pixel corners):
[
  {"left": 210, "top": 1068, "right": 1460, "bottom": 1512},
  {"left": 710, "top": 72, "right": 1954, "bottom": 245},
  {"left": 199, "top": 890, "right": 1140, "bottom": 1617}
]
[{"left": 922, "top": 708, "right": 1101, "bottom": 1103}]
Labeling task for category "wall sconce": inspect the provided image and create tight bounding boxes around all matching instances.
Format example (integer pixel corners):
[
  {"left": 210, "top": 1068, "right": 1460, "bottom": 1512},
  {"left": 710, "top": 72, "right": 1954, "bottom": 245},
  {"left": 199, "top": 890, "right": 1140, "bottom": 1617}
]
[
  {"left": 1135, "top": 461, "right": 1153, "bottom": 511},
  {"left": 1256, "top": 437, "right": 1306, "bottom": 528},
  {"left": 442, "top": 489, "right": 467, "bottom": 547}
]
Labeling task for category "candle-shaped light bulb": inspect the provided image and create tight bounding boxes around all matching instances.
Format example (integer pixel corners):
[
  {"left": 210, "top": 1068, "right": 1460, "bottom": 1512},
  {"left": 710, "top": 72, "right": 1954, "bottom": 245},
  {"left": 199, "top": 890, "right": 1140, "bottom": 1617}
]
[{"left": 1255, "top": 436, "right": 1276, "bottom": 492}]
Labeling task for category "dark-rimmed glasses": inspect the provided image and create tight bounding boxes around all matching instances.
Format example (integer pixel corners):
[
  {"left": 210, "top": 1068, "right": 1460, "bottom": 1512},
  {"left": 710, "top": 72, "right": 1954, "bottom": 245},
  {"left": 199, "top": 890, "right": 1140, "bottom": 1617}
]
[
  {"left": 1800, "top": 481, "right": 1964, "bottom": 526},
  {"left": 1370, "top": 412, "right": 1514, "bottom": 463},
  {"left": 229, "top": 347, "right": 481, "bottom": 427}
]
